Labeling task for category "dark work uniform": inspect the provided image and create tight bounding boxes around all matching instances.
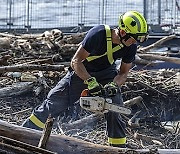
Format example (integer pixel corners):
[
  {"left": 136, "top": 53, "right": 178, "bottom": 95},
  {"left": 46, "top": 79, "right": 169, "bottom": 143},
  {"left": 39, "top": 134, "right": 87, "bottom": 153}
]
[{"left": 22, "top": 25, "right": 137, "bottom": 146}]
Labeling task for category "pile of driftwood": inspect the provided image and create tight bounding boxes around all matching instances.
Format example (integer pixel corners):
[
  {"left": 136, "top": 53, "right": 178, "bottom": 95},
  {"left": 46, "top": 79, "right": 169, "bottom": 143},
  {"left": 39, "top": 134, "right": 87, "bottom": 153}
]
[{"left": 0, "top": 29, "right": 180, "bottom": 153}]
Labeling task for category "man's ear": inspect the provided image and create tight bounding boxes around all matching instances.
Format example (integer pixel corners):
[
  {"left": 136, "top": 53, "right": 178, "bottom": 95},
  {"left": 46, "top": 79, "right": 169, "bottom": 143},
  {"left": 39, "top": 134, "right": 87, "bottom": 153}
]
[{"left": 119, "top": 29, "right": 126, "bottom": 37}]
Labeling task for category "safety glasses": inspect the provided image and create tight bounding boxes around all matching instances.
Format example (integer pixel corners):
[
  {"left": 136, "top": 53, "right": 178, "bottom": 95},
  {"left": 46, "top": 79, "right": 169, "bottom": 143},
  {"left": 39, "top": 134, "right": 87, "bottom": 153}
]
[{"left": 127, "top": 33, "right": 149, "bottom": 43}]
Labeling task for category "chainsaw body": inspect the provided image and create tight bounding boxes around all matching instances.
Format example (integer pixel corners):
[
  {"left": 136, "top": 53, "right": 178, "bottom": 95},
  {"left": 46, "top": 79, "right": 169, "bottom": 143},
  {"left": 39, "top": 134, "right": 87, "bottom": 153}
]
[{"left": 80, "top": 96, "right": 131, "bottom": 115}]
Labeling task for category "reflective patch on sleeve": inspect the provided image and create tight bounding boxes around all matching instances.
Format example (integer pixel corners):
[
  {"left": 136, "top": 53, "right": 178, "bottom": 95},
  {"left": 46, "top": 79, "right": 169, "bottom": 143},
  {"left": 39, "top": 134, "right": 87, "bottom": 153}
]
[
  {"left": 108, "top": 137, "right": 126, "bottom": 145},
  {"left": 29, "top": 114, "right": 45, "bottom": 129}
]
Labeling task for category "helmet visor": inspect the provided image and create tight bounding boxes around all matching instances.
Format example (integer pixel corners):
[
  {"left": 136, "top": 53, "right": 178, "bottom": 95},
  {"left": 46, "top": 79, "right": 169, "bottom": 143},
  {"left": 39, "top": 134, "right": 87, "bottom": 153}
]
[{"left": 128, "top": 33, "right": 149, "bottom": 43}]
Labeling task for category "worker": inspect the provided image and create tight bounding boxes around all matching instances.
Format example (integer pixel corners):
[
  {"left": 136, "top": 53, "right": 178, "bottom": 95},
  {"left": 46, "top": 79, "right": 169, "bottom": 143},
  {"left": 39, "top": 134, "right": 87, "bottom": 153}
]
[{"left": 22, "top": 10, "right": 148, "bottom": 148}]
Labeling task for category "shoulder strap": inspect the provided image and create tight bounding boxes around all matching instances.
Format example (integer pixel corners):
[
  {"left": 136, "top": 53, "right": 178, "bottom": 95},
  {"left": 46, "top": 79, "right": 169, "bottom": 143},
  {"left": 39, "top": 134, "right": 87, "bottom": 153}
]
[
  {"left": 86, "top": 25, "right": 123, "bottom": 63},
  {"left": 104, "top": 25, "right": 114, "bottom": 64}
]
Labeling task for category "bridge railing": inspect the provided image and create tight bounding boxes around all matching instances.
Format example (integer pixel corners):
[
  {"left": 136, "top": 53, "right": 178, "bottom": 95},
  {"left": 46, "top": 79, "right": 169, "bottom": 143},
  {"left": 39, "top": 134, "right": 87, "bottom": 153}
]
[{"left": 0, "top": 0, "right": 179, "bottom": 34}]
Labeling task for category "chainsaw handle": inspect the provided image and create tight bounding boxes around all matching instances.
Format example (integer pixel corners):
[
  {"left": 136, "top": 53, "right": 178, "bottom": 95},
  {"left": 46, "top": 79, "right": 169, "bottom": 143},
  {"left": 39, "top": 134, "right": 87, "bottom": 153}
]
[{"left": 81, "top": 88, "right": 111, "bottom": 97}]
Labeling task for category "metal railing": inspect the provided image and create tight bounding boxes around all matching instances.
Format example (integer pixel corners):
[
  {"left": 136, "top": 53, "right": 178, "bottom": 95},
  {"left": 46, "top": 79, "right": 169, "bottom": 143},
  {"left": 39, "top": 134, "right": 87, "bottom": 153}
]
[
  {"left": 144, "top": 0, "right": 180, "bottom": 34},
  {"left": 0, "top": 0, "right": 179, "bottom": 33}
]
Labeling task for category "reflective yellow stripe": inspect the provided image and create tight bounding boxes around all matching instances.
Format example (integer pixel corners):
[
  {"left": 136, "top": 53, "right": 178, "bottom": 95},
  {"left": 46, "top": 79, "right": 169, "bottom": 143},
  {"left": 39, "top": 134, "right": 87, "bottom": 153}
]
[
  {"left": 108, "top": 137, "right": 126, "bottom": 145},
  {"left": 86, "top": 53, "right": 106, "bottom": 62},
  {"left": 112, "top": 45, "right": 120, "bottom": 53},
  {"left": 105, "top": 25, "right": 114, "bottom": 64},
  {"left": 86, "top": 25, "right": 124, "bottom": 63},
  {"left": 86, "top": 45, "right": 123, "bottom": 62},
  {"left": 29, "top": 114, "right": 45, "bottom": 129}
]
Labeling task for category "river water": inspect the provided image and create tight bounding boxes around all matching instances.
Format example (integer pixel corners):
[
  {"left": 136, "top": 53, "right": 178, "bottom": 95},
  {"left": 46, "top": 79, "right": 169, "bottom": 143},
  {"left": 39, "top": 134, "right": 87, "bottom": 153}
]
[
  {"left": 0, "top": 0, "right": 179, "bottom": 30},
  {"left": 0, "top": 0, "right": 148, "bottom": 29}
]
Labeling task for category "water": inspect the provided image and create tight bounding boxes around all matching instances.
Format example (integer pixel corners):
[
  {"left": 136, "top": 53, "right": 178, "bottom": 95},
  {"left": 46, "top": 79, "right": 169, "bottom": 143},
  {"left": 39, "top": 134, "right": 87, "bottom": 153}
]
[
  {"left": 0, "top": 0, "right": 144, "bottom": 29},
  {"left": 0, "top": 0, "right": 179, "bottom": 29}
]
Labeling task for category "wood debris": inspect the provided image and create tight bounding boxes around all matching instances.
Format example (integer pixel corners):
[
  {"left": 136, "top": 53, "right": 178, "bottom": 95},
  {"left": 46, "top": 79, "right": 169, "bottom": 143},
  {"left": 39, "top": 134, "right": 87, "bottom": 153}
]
[{"left": 0, "top": 30, "right": 179, "bottom": 153}]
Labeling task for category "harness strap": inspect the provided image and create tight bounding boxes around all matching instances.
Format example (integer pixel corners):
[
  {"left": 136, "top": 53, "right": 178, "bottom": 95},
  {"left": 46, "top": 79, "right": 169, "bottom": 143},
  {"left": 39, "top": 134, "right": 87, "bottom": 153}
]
[
  {"left": 105, "top": 25, "right": 114, "bottom": 64},
  {"left": 86, "top": 25, "right": 124, "bottom": 64}
]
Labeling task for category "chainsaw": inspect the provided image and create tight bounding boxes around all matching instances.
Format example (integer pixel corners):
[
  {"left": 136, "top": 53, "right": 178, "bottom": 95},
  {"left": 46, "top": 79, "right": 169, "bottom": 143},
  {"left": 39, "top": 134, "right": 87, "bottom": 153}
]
[{"left": 80, "top": 89, "right": 131, "bottom": 115}]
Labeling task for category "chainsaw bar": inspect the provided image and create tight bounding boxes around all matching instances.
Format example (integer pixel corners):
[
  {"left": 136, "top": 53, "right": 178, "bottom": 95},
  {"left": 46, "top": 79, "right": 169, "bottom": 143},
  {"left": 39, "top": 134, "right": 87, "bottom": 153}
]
[
  {"left": 104, "top": 100, "right": 131, "bottom": 115},
  {"left": 80, "top": 96, "right": 131, "bottom": 115}
]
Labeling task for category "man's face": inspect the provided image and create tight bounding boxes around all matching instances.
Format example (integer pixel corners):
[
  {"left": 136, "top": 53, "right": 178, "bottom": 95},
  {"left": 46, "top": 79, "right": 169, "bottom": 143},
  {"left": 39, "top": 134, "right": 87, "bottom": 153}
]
[
  {"left": 118, "top": 29, "right": 137, "bottom": 46},
  {"left": 121, "top": 35, "right": 137, "bottom": 46}
]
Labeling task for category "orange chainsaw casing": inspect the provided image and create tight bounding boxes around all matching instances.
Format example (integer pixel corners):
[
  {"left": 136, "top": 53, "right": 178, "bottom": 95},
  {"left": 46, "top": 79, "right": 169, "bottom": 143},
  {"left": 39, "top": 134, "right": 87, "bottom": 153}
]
[{"left": 81, "top": 89, "right": 89, "bottom": 96}]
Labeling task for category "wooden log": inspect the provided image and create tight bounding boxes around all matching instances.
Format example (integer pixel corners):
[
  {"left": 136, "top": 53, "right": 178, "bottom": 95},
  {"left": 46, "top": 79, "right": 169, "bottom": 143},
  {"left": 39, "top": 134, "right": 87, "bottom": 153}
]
[
  {"left": 0, "top": 64, "right": 65, "bottom": 73},
  {"left": 61, "top": 44, "right": 79, "bottom": 55},
  {"left": 123, "top": 96, "right": 143, "bottom": 107},
  {"left": 38, "top": 115, "right": 54, "bottom": 149},
  {"left": 23, "top": 58, "right": 53, "bottom": 65},
  {"left": 134, "top": 56, "right": 155, "bottom": 66},
  {"left": 0, "top": 120, "right": 180, "bottom": 153},
  {"left": 128, "top": 111, "right": 141, "bottom": 127},
  {"left": 134, "top": 132, "right": 163, "bottom": 145},
  {"left": 0, "top": 135, "right": 56, "bottom": 154},
  {"left": 138, "top": 53, "right": 180, "bottom": 65},
  {"left": 0, "top": 120, "right": 127, "bottom": 154},
  {"left": 59, "top": 32, "right": 86, "bottom": 44},
  {"left": 138, "top": 35, "right": 176, "bottom": 53},
  {"left": 62, "top": 114, "right": 103, "bottom": 130},
  {"left": 0, "top": 32, "right": 21, "bottom": 38},
  {"left": 0, "top": 82, "right": 34, "bottom": 98},
  {"left": 0, "top": 37, "right": 11, "bottom": 48}
]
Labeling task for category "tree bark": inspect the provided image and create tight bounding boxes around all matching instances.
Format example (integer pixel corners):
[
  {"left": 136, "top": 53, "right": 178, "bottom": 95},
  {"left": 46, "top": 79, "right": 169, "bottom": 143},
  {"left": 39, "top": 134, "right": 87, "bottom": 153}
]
[{"left": 0, "top": 120, "right": 127, "bottom": 154}]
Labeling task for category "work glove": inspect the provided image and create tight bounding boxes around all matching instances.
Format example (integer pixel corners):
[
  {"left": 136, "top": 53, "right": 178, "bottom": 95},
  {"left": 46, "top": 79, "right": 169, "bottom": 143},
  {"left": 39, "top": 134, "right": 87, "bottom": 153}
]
[
  {"left": 104, "top": 82, "right": 119, "bottom": 97},
  {"left": 84, "top": 77, "right": 104, "bottom": 96}
]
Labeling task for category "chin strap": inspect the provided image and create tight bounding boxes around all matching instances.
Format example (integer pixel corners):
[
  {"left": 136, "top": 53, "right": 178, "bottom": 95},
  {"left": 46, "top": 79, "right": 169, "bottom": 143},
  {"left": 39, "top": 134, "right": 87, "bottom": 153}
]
[
  {"left": 119, "top": 34, "right": 129, "bottom": 47},
  {"left": 118, "top": 28, "right": 131, "bottom": 46}
]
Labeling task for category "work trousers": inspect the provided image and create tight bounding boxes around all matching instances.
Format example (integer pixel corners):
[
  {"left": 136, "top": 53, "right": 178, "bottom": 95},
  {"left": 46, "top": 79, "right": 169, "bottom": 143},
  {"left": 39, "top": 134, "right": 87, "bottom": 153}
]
[{"left": 22, "top": 65, "right": 126, "bottom": 146}]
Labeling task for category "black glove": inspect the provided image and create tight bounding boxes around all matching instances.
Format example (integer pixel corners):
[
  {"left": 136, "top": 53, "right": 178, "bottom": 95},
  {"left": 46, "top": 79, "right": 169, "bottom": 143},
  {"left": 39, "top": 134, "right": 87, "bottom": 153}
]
[
  {"left": 84, "top": 77, "right": 104, "bottom": 96},
  {"left": 104, "top": 82, "right": 119, "bottom": 97}
]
